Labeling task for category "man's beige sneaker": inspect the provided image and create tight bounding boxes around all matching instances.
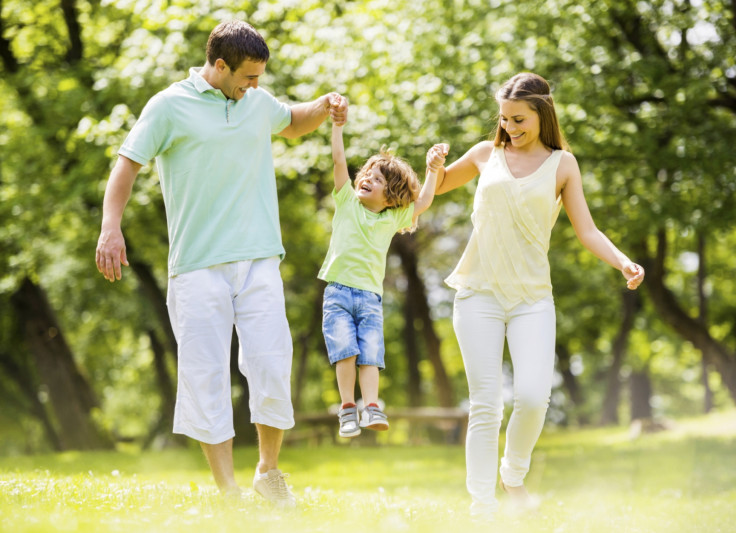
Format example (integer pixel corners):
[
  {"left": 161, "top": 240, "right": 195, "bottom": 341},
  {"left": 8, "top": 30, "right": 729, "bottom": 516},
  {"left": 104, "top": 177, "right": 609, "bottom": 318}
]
[{"left": 253, "top": 468, "right": 296, "bottom": 508}]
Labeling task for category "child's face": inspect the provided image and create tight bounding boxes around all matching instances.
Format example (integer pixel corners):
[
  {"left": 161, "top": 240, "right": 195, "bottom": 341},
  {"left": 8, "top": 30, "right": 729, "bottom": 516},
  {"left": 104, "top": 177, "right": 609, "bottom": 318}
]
[{"left": 355, "top": 166, "right": 390, "bottom": 213}]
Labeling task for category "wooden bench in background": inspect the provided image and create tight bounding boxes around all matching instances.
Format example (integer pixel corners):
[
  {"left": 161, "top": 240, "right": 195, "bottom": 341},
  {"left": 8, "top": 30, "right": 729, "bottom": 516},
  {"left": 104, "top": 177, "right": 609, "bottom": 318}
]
[{"left": 285, "top": 406, "right": 468, "bottom": 446}]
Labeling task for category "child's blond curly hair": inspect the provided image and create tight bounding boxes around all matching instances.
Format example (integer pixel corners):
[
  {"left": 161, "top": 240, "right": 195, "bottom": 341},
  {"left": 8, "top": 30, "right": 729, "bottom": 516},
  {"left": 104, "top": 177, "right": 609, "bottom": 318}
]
[{"left": 354, "top": 147, "right": 420, "bottom": 213}]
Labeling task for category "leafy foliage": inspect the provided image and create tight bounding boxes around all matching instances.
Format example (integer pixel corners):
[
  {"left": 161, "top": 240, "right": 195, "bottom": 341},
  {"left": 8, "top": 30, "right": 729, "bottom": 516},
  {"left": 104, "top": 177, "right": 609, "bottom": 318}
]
[{"left": 1, "top": 0, "right": 735, "bottom": 452}]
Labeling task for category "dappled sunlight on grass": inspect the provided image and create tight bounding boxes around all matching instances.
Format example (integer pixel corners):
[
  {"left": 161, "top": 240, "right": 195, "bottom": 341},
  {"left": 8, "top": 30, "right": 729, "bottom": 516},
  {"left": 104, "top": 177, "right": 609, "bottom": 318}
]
[
  {"left": 1, "top": 411, "right": 735, "bottom": 532},
  {"left": 662, "top": 409, "right": 736, "bottom": 439}
]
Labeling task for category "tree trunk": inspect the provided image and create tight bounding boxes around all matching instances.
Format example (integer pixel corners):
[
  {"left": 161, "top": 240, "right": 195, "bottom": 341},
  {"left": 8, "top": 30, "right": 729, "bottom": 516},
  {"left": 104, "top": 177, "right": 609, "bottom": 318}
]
[
  {"left": 641, "top": 230, "right": 736, "bottom": 403},
  {"left": 701, "top": 358, "right": 713, "bottom": 413},
  {"left": 148, "top": 329, "right": 176, "bottom": 417},
  {"left": 291, "top": 177, "right": 330, "bottom": 407},
  {"left": 0, "top": 350, "right": 62, "bottom": 451},
  {"left": 402, "top": 283, "right": 423, "bottom": 407},
  {"left": 294, "top": 284, "right": 325, "bottom": 406},
  {"left": 141, "top": 329, "right": 187, "bottom": 448},
  {"left": 696, "top": 232, "right": 713, "bottom": 413},
  {"left": 629, "top": 369, "right": 653, "bottom": 421},
  {"left": 128, "top": 255, "right": 177, "bottom": 356},
  {"left": 392, "top": 233, "right": 454, "bottom": 407},
  {"left": 555, "top": 343, "right": 588, "bottom": 425},
  {"left": 128, "top": 255, "right": 187, "bottom": 446},
  {"left": 11, "top": 277, "right": 111, "bottom": 450},
  {"left": 600, "top": 290, "right": 640, "bottom": 425}
]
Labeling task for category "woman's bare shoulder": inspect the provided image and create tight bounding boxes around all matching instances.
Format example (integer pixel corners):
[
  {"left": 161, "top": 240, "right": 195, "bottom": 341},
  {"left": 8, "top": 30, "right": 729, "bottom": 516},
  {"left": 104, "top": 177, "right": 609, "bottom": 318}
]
[
  {"left": 557, "top": 150, "right": 581, "bottom": 176},
  {"left": 467, "top": 140, "right": 495, "bottom": 165}
]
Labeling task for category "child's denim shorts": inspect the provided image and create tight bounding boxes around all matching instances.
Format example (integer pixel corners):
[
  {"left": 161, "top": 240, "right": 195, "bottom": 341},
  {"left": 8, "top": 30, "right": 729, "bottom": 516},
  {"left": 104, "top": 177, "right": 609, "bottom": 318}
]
[{"left": 322, "top": 282, "right": 385, "bottom": 369}]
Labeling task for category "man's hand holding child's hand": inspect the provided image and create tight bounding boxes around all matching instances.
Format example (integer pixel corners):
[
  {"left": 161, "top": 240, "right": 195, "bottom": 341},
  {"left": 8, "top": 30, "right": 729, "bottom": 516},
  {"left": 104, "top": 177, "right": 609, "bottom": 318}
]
[{"left": 327, "top": 93, "right": 348, "bottom": 126}]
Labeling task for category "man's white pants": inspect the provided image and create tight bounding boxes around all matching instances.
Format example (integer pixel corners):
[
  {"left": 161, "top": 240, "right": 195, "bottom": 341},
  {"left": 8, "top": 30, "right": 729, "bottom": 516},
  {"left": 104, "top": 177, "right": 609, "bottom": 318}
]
[
  {"left": 167, "top": 257, "right": 294, "bottom": 444},
  {"left": 453, "top": 289, "right": 556, "bottom": 514}
]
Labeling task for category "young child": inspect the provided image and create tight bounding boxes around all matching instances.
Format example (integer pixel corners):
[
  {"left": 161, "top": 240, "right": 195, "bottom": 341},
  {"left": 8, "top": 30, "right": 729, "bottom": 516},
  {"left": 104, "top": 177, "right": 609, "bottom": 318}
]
[{"left": 319, "top": 100, "right": 448, "bottom": 438}]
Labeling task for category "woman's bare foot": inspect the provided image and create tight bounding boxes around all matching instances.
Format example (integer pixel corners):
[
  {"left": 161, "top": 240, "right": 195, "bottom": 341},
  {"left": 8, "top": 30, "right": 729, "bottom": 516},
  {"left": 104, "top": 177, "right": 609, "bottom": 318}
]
[{"left": 499, "top": 479, "right": 539, "bottom": 510}]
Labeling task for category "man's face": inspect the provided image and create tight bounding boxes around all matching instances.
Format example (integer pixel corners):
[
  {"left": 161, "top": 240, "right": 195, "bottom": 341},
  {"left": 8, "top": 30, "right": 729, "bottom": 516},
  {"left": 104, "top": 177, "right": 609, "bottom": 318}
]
[{"left": 219, "top": 59, "right": 266, "bottom": 100}]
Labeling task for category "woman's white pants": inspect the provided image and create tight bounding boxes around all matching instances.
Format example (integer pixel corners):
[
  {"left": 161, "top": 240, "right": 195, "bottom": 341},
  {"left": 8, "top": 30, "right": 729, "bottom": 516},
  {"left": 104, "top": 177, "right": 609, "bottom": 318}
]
[{"left": 453, "top": 289, "right": 556, "bottom": 514}]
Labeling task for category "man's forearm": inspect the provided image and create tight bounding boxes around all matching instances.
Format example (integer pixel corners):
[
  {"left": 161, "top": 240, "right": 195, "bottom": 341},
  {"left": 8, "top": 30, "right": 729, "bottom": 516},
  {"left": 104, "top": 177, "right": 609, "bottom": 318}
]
[
  {"left": 101, "top": 156, "right": 141, "bottom": 229},
  {"left": 279, "top": 96, "right": 330, "bottom": 139}
]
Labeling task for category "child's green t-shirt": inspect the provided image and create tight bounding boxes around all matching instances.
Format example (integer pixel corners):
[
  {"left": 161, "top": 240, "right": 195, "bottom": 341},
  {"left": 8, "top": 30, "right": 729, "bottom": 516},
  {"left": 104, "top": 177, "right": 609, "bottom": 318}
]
[{"left": 318, "top": 184, "right": 414, "bottom": 296}]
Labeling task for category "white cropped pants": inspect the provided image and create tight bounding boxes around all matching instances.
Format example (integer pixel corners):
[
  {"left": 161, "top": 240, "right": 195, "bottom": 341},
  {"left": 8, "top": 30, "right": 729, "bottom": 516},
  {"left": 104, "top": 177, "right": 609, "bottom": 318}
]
[
  {"left": 167, "top": 257, "right": 294, "bottom": 445},
  {"left": 453, "top": 289, "right": 556, "bottom": 514}
]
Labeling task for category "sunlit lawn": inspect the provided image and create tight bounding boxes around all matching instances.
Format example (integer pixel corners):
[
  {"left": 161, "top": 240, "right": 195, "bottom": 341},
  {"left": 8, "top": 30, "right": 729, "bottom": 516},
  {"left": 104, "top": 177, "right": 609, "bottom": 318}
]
[{"left": 1, "top": 410, "right": 735, "bottom": 532}]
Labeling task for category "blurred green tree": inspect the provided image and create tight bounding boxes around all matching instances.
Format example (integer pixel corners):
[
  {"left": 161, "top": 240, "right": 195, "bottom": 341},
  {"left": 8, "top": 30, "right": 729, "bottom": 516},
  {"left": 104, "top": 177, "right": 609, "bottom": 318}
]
[{"left": 1, "top": 0, "right": 734, "bottom": 453}]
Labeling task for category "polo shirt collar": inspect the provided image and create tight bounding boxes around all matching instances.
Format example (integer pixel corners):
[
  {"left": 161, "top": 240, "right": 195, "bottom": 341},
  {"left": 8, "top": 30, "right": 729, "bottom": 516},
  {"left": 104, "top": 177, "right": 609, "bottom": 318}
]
[{"left": 189, "top": 67, "right": 216, "bottom": 94}]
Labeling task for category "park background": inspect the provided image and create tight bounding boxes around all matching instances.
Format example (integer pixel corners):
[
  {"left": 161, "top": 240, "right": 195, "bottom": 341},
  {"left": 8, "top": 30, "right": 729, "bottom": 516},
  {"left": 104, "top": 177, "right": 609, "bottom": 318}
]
[{"left": 0, "top": 0, "right": 735, "bottom": 531}]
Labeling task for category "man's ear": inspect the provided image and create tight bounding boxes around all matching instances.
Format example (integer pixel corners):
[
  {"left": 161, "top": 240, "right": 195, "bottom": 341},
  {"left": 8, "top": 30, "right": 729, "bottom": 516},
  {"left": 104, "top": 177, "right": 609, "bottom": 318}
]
[{"left": 214, "top": 58, "right": 228, "bottom": 72}]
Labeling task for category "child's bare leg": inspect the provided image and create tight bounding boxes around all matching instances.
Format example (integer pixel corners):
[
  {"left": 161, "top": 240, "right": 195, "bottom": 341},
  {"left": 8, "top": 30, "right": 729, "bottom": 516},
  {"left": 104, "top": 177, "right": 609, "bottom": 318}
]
[
  {"left": 358, "top": 364, "right": 380, "bottom": 405},
  {"left": 358, "top": 365, "right": 388, "bottom": 430},
  {"left": 336, "top": 356, "right": 361, "bottom": 438},
  {"left": 336, "top": 356, "right": 358, "bottom": 405}
]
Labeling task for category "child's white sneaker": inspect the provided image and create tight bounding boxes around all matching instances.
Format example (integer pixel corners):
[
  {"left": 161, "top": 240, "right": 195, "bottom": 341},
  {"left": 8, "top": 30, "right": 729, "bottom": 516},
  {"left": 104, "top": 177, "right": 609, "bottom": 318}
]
[
  {"left": 359, "top": 404, "right": 389, "bottom": 431},
  {"left": 337, "top": 405, "right": 361, "bottom": 438}
]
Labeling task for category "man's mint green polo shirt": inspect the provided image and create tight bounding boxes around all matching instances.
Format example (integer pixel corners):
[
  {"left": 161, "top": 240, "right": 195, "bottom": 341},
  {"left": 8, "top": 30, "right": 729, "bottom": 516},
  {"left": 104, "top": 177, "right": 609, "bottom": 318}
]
[
  {"left": 318, "top": 184, "right": 414, "bottom": 296},
  {"left": 118, "top": 67, "right": 292, "bottom": 277}
]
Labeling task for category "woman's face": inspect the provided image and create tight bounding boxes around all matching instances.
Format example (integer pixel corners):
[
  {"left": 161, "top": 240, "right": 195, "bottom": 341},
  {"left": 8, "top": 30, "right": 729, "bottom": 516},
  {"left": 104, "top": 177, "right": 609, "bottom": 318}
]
[{"left": 498, "top": 99, "right": 541, "bottom": 149}]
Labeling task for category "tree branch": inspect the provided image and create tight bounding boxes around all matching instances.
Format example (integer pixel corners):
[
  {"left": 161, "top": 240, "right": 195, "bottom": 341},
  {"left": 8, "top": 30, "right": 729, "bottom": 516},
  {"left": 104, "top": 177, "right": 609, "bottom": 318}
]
[
  {"left": 61, "top": 0, "right": 83, "bottom": 63},
  {"left": 641, "top": 231, "right": 736, "bottom": 403},
  {"left": 609, "top": 0, "right": 676, "bottom": 74},
  {"left": 710, "top": 95, "right": 736, "bottom": 113},
  {"left": 0, "top": 0, "right": 19, "bottom": 73},
  {"left": 614, "top": 95, "right": 667, "bottom": 108}
]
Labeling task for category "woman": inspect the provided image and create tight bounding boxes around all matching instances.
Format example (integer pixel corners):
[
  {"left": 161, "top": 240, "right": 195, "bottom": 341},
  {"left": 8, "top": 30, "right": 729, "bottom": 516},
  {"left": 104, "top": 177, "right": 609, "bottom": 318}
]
[{"left": 434, "top": 72, "right": 644, "bottom": 519}]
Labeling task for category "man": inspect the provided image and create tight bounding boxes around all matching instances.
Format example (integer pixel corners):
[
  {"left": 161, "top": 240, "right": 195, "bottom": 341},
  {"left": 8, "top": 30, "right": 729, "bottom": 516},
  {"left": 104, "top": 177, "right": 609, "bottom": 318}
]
[{"left": 95, "top": 20, "right": 347, "bottom": 506}]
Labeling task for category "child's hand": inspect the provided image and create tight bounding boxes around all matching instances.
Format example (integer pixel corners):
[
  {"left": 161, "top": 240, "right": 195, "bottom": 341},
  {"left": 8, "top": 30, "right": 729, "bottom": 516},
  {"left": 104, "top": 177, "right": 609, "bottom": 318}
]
[
  {"left": 327, "top": 93, "right": 348, "bottom": 126},
  {"left": 623, "top": 262, "right": 645, "bottom": 290},
  {"left": 427, "top": 143, "right": 449, "bottom": 172}
]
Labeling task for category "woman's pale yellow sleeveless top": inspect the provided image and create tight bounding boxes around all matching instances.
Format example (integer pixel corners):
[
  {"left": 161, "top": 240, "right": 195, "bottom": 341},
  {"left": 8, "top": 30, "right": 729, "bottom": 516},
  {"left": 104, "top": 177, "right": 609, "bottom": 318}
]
[{"left": 445, "top": 146, "right": 564, "bottom": 310}]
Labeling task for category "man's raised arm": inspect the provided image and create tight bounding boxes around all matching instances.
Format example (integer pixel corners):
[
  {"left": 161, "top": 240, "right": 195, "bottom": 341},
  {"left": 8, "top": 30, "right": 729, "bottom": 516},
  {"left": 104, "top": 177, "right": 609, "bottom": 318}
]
[{"left": 278, "top": 92, "right": 347, "bottom": 139}]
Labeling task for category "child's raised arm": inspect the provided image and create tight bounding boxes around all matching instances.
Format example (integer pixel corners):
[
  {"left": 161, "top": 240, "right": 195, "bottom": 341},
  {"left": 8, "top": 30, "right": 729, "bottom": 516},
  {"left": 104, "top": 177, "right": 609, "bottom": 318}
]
[
  {"left": 414, "top": 143, "right": 449, "bottom": 218},
  {"left": 331, "top": 95, "right": 350, "bottom": 192}
]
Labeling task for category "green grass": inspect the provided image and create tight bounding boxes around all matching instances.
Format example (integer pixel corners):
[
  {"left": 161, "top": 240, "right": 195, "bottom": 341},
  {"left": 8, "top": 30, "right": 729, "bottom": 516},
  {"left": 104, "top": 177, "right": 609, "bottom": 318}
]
[{"left": 1, "top": 411, "right": 735, "bottom": 532}]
